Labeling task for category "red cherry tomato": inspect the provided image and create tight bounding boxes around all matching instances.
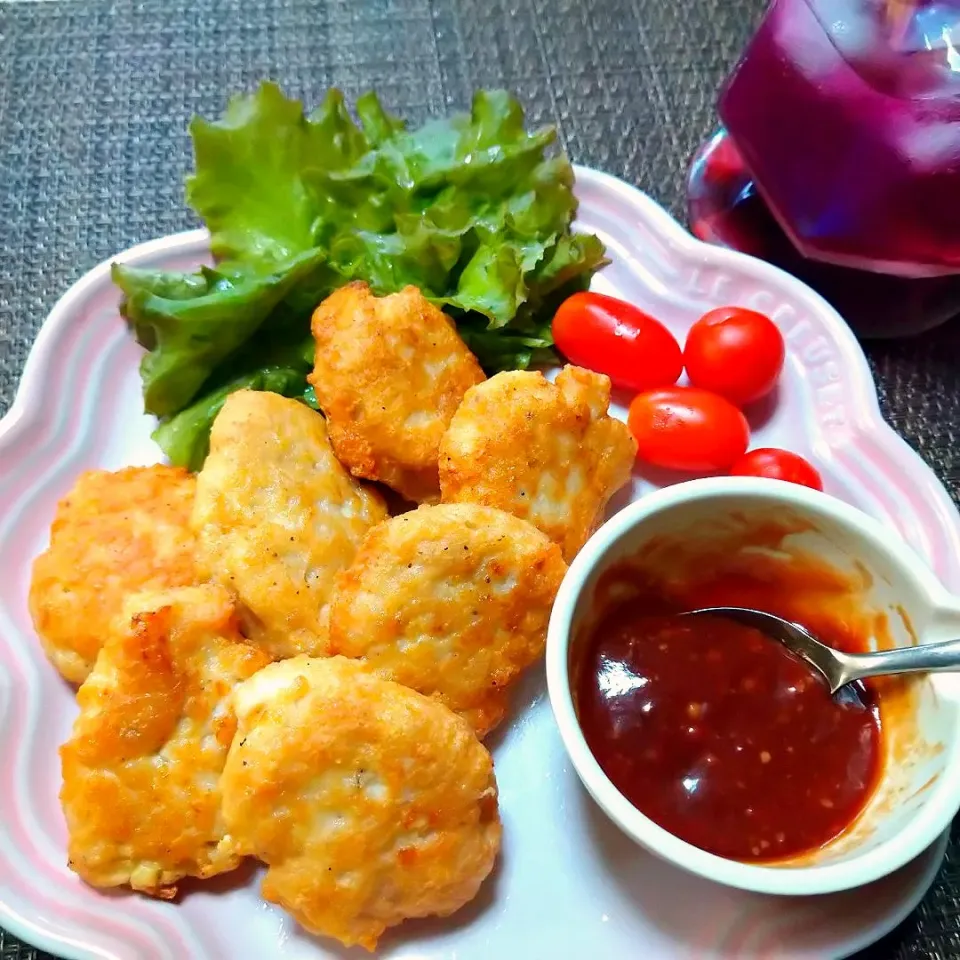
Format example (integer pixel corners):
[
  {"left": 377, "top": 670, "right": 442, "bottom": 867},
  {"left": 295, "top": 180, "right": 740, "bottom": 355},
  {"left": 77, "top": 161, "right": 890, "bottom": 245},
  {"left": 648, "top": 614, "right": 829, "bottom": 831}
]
[
  {"left": 552, "top": 292, "right": 683, "bottom": 392},
  {"left": 730, "top": 448, "right": 824, "bottom": 491},
  {"left": 627, "top": 387, "right": 750, "bottom": 472},
  {"left": 683, "top": 306, "right": 785, "bottom": 406}
]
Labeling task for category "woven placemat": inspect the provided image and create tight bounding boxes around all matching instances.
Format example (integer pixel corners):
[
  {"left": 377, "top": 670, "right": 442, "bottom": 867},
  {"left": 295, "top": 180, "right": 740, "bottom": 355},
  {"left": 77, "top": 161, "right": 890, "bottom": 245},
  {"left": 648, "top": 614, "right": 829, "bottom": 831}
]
[{"left": 1, "top": 0, "right": 959, "bottom": 957}]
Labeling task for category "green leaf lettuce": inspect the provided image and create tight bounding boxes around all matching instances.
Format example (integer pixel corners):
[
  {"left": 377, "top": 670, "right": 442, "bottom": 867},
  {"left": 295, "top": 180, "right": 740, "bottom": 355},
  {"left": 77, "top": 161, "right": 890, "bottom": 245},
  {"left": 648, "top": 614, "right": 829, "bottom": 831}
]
[{"left": 116, "top": 83, "right": 607, "bottom": 468}]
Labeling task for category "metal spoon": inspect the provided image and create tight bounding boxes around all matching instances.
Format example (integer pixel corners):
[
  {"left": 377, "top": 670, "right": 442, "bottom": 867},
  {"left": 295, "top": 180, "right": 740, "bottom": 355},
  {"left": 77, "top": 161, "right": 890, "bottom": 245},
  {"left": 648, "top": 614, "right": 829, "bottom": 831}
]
[{"left": 682, "top": 606, "right": 960, "bottom": 696}]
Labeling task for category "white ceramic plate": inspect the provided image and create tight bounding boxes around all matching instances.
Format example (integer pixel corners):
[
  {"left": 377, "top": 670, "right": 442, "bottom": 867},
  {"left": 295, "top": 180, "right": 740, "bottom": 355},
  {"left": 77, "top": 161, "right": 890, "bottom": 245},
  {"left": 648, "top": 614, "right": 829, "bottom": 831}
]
[{"left": 1, "top": 167, "right": 958, "bottom": 960}]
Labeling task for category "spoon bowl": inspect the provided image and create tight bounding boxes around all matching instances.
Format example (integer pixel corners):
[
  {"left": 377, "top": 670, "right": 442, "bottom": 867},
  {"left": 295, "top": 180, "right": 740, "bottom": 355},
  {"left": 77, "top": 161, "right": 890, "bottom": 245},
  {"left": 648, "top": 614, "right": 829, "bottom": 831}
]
[{"left": 682, "top": 606, "right": 960, "bottom": 696}]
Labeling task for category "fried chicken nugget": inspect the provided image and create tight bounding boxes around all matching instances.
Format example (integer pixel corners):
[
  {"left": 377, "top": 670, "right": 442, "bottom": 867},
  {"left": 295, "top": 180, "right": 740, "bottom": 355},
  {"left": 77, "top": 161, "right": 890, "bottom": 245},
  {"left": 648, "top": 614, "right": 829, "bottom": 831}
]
[
  {"left": 192, "top": 390, "right": 388, "bottom": 659},
  {"left": 439, "top": 365, "right": 638, "bottom": 562},
  {"left": 29, "top": 465, "right": 200, "bottom": 684},
  {"left": 328, "top": 503, "right": 566, "bottom": 737},
  {"left": 219, "top": 656, "right": 501, "bottom": 952},
  {"left": 59, "top": 584, "right": 271, "bottom": 898},
  {"left": 308, "top": 282, "right": 485, "bottom": 503}
]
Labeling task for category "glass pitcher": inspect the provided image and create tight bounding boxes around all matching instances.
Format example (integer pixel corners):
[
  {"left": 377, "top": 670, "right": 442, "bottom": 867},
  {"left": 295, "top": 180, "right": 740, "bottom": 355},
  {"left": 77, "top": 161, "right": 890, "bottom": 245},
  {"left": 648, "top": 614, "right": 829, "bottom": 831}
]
[{"left": 687, "top": 0, "right": 960, "bottom": 337}]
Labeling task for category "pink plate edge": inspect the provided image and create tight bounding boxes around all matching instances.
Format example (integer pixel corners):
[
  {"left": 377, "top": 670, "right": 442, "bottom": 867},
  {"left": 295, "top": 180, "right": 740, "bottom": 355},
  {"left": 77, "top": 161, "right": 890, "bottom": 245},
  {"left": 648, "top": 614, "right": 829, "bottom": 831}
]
[{"left": 0, "top": 165, "right": 955, "bottom": 959}]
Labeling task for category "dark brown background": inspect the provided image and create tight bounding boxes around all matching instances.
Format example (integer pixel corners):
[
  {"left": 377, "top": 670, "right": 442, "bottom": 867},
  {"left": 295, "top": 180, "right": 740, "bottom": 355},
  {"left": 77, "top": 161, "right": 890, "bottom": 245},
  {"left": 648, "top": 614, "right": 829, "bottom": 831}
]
[{"left": 2, "top": 0, "right": 960, "bottom": 956}]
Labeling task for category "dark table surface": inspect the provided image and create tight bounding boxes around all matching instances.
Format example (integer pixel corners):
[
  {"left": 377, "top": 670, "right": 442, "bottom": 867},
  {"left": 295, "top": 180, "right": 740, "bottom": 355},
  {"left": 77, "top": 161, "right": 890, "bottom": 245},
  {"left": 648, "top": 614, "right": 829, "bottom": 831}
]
[{"left": 3, "top": 0, "right": 960, "bottom": 957}]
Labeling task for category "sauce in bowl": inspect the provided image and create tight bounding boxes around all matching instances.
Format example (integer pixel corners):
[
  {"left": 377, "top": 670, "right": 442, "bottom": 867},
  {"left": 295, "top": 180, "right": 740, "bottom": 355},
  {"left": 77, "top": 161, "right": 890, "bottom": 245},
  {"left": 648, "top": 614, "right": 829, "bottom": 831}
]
[{"left": 576, "top": 557, "right": 885, "bottom": 863}]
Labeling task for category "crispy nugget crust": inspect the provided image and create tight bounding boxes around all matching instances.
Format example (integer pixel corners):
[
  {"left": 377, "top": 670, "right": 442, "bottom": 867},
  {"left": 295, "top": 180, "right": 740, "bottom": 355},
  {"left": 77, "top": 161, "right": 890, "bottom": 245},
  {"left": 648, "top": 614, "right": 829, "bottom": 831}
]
[
  {"left": 308, "top": 283, "right": 485, "bottom": 503},
  {"left": 439, "top": 365, "right": 637, "bottom": 562},
  {"left": 29, "top": 465, "right": 200, "bottom": 684},
  {"left": 328, "top": 503, "right": 566, "bottom": 737},
  {"left": 191, "top": 390, "right": 388, "bottom": 659},
  {"left": 59, "top": 585, "right": 271, "bottom": 898},
  {"left": 220, "top": 656, "right": 501, "bottom": 952}
]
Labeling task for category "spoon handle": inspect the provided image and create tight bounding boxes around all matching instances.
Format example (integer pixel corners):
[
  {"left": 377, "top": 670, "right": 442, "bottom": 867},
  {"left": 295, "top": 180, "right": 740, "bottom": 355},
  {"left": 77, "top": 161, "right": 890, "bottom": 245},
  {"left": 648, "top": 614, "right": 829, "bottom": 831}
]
[{"left": 841, "top": 638, "right": 960, "bottom": 684}]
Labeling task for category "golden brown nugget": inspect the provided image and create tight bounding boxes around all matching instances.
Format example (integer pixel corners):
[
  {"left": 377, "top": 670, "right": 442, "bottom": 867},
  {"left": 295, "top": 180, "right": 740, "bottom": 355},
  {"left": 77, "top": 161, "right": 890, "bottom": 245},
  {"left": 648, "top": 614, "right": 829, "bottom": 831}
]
[
  {"left": 439, "top": 365, "right": 637, "bottom": 562},
  {"left": 59, "top": 585, "right": 271, "bottom": 898},
  {"left": 192, "top": 390, "right": 387, "bottom": 659},
  {"left": 29, "top": 465, "right": 200, "bottom": 684},
  {"left": 308, "top": 282, "right": 485, "bottom": 503},
  {"left": 219, "top": 656, "right": 501, "bottom": 952},
  {"left": 328, "top": 503, "right": 566, "bottom": 737}
]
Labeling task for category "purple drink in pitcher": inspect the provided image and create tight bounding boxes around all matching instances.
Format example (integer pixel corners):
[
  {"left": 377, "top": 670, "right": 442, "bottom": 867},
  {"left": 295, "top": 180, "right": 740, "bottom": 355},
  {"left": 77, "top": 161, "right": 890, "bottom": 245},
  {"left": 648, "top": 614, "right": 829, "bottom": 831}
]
[{"left": 688, "top": 0, "right": 960, "bottom": 336}]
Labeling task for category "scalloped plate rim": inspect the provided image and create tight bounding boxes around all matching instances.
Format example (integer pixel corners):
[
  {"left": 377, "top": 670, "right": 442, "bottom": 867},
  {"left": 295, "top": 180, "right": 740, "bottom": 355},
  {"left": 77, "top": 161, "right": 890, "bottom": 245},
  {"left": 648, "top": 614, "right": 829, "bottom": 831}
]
[{"left": 0, "top": 166, "right": 954, "bottom": 960}]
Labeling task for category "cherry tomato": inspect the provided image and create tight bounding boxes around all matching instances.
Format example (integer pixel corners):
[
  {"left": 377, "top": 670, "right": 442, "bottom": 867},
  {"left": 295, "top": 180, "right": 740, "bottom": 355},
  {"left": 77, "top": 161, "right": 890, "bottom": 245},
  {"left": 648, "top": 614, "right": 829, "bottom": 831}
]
[
  {"left": 730, "top": 448, "right": 824, "bottom": 491},
  {"left": 627, "top": 387, "right": 750, "bottom": 472},
  {"left": 683, "top": 306, "right": 785, "bottom": 406},
  {"left": 552, "top": 292, "right": 682, "bottom": 392}
]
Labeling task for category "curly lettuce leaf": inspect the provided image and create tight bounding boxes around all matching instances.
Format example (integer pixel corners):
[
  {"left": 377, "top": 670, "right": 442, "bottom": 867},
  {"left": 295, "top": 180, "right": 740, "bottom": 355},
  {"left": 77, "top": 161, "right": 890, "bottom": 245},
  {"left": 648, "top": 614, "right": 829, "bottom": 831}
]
[
  {"left": 532, "top": 232, "right": 609, "bottom": 299},
  {"left": 444, "top": 243, "right": 528, "bottom": 325},
  {"left": 120, "top": 83, "right": 607, "bottom": 468},
  {"left": 186, "top": 84, "right": 367, "bottom": 266},
  {"left": 113, "top": 247, "right": 328, "bottom": 417}
]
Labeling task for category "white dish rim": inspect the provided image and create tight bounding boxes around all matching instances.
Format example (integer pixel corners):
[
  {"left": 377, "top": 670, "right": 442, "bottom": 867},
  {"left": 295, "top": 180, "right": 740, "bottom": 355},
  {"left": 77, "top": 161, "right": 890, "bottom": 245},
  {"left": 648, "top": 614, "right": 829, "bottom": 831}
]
[{"left": 0, "top": 165, "right": 955, "bottom": 958}]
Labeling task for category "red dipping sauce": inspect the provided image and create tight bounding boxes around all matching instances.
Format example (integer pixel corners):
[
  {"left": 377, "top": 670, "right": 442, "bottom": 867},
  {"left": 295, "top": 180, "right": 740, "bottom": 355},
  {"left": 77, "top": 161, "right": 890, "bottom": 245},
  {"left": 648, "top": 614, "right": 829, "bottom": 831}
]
[{"left": 576, "top": 561, "right": 885, "bottom": 863}]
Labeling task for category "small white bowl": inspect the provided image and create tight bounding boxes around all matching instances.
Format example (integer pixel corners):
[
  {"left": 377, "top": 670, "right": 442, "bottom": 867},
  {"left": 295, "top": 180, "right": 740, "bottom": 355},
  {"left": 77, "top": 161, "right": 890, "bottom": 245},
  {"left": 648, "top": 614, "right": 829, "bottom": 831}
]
[{"left": 546, "top": 476, "right": 960, "bottom": 896}]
